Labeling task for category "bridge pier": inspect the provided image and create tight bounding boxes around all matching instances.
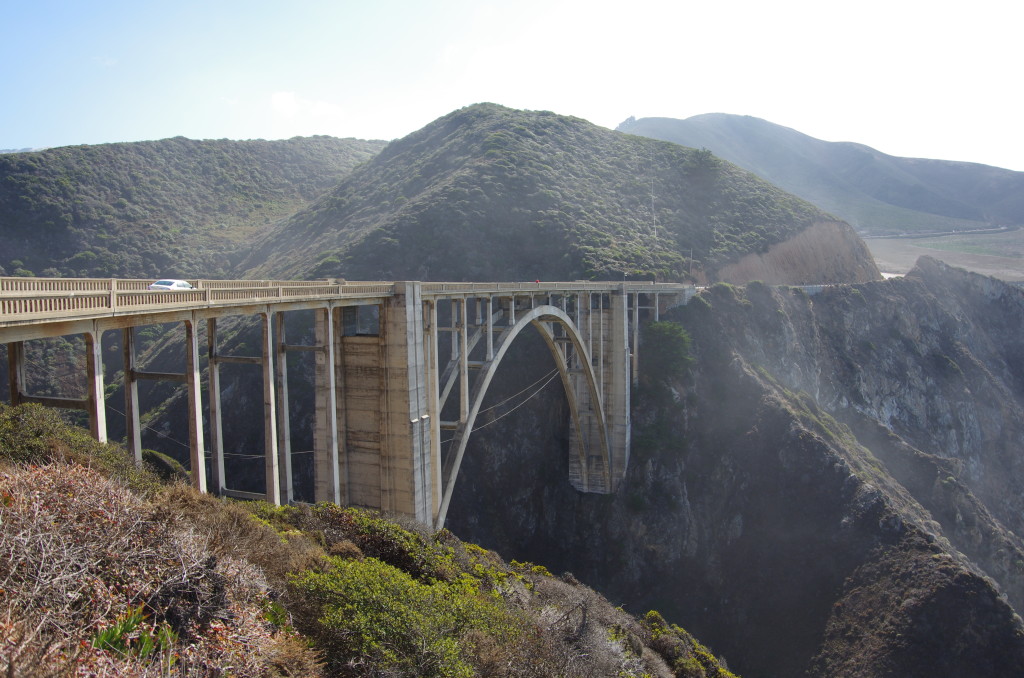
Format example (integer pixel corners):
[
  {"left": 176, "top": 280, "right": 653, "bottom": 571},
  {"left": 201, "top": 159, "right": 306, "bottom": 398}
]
[
  {"left": 122, "top": 328, "right": 142, "bottom": 463},
  {"left": 313, "top": 307, "right": 341, "bottom": 504},
  {"left": 206, "top": 319, "right": 225, "bottom": 493},
  {"left": 378, "top": 282, "right": 433, "bottom": 522},
  {"left": 184, "top": 316, "right": 207, "bottom": 493}
]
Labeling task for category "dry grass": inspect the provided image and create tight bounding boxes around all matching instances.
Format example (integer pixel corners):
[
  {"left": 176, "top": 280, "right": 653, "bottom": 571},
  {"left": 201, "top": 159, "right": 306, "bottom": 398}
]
[
  {"left": 153, "top": 484, "right": 328, "bottom": 586},
  {"left": 0, "top": 463, "right": 322, "bottom": 677}
]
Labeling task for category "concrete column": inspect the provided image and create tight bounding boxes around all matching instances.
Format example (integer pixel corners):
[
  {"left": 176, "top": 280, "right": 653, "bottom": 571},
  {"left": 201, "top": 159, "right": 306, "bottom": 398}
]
[
  {"left": 485, "top": 296, "right": 494, "bottom": 361},
  {"left": 586, "top": 293, "right": 592, "bottom": 358},
  {"left": 260, "top": 312, "right": 281, "bottom": 504},
  {"left": 314, "top": 307, "right": 340, "bottom": 504},
  {"left": 332, "top": 308, "right": 350, "bottom": 505},
  {"left": 122, "top": 327, "right": 142, "bottom": 463},
  {"left": 426, "top": 300, "right": 442, "bottom": 518},
  {"left": 7, "top": 341, "right": 24, "bottom": 405},
  {"left": 206, "top": 318, "right": 226, "bottom": 494},
  {"left": 183, "top": 317, "right": 206, "bottom": 492},
  {"left": 378, "top": 282, "right": 431, "bottom": 523},
  {"left": 608, "top": 288, "right": 631, "bottom": 489},
  {"left": 84, "top": 329, "right": 107, "bottom": 444},
  {"left": 631, "top": 292, "right": 640, "bottom": 387},
  {"left": 274, "top": 311, "right": 293, "bottom": 504},
  {"left": 450, "top": 298, "right": 458, "bottom": 355},
  {"left": 598, "top": 295, "right": 605, "bottom": 392},
  {"left": 458, "top": 299, "right": 469, "bottom": 423}
]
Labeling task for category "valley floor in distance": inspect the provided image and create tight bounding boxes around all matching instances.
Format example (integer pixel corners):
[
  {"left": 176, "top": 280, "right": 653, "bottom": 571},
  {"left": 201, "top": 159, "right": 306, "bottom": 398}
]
[{"left": 865, "top": 229, "right": 1024, "bottom": 281}]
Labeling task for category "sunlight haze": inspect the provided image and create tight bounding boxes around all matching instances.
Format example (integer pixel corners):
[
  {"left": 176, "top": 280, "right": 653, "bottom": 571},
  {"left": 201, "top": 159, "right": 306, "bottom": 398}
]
[{"left": 2, "top": 0, "right": 1020, "bottom": 170}]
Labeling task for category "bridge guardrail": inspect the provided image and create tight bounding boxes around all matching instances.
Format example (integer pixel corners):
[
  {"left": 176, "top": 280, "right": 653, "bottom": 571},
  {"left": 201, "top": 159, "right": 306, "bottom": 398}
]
[
  {"left": 0, "top": 277, "right": 399, "bottom": 324},
  {"left": 1, "top": 276, "right": 696, "bottom": 325},
  {"left": 421, "top": 281, "right": 694, "bottom": 295}
]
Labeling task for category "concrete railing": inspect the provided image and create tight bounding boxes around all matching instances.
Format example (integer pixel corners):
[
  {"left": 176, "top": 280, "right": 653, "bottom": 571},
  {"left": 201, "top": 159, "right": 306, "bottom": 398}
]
[
  {"left": 0, "top": 276, "right": 697, "bottom": 325},
  {"left": 0, "top": 277, "right": 399, "bottom": 323},
  {"left": 421, "top": 281, "right": 693, "bottom": 296}
]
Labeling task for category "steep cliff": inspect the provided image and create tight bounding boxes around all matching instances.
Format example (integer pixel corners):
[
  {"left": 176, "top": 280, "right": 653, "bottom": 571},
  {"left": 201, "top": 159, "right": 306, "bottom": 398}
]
[{"left": 445, "top": 259, "right": 1024, "bottom": 677}]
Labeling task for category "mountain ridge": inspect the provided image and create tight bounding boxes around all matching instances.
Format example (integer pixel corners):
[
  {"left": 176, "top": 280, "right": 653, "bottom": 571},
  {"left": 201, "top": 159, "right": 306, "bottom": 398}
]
[
  {"left": 239, "top": 103, "right": 877, "bottom": 284},
  {"left": 618, "top": 113, "right": 1024, "bottom": 235},
  {"left": 0, "top": 135, "right": 386, "bottom": 279}
]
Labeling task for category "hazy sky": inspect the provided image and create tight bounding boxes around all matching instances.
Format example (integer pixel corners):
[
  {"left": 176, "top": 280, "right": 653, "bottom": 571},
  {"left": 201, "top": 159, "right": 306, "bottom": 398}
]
[{"left": 3, "top": 0, "right": 1020, "bottom": 170}]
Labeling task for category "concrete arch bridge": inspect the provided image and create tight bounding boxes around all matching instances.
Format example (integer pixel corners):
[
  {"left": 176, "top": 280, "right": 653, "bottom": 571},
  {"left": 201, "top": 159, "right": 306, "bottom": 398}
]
[{"left": 1, "top": 277, "right": 694, "bottom": 528}]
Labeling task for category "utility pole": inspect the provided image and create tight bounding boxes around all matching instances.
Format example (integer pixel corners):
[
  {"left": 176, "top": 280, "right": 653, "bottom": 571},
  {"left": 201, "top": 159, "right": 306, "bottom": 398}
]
[{"left": 650, "top": 150, "right": 657, "bottom": 245}]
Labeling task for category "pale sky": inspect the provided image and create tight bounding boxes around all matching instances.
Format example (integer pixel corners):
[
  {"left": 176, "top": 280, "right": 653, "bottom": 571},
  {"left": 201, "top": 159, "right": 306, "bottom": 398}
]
[{"left": 2, "top": 0, "right": 1021, "bottom": 170}]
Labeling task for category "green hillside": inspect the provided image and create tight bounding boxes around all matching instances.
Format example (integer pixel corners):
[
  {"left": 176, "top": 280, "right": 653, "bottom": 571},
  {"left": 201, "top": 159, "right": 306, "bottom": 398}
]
[
  {"left": 0, "top": 135, "right": 385, "bottom": 278},
  {"left": 619, "top": 114, "right": 1024, "bottom": 235},
  {"left": 238, "top": 104, "right": 835, "bottom": 282}
]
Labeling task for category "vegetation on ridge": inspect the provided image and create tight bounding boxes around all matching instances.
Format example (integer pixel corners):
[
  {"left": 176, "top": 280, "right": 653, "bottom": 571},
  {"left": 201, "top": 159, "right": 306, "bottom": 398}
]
[
  {"left": 0, "top": 136, "right": 385, "bottom": 279},
  {"left": 240, "top": 103, "right": 834, "bottom": 281}
]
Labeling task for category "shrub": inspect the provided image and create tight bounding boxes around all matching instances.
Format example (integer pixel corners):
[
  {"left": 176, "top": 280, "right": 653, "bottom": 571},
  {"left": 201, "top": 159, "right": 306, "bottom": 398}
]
[
  {"left": 0, "top": 402, "right": 163, "bottom": 497},
  {"left": 288, "top": 556, "right": 523, "bottom": 677},
  {"left": 293, "top": 504, "right": 459, "bottom": 582},
  {"left": 643, "top": 321, "right": 695, "bottom": 378},
  {"left": 641, "top": 611, "right": 736, "bottom": 678}
]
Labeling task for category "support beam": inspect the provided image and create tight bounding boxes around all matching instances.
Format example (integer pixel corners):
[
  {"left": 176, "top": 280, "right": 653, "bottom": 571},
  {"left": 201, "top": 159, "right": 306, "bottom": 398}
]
[
  {"left": 333, "top": 307, "right": 350, "bottom": 505},
  {"left": 314, "top": 306, "right": 340, "bottom": 504},
  {"left": 84, "top": 329, "right": 107, "bottom": 443},
  {"left": 274, "top": 311, "right": 293, "bottom": 504},
  {"left": 207, "top": 318, "right": 226, "bottom": 494},
  {"left": 122, "top": 327, "right": 142, "bottom": 463},
  {"left": 485, "top": 297, "right": 494, "bottom": 361},
  {"left": 7, "top": 341, "right": 25, "bottom": 406},
  {"left": 458, "top": 299, "right": 469, "bottom": 423},
  {"left": 425, "top": 299, "right": 442, "bottom": 516},
  {"left": 184, "top": 317, "right": 206, "bottom": 492},
  {"left": 631, "top": 292, "right": 640, "bottom": 387},
  {"left": 260, "top": 312, "right": 281, "bottom": 504},
  {"left": 608, "top": 288, "right": 631, "bottom": 489}
]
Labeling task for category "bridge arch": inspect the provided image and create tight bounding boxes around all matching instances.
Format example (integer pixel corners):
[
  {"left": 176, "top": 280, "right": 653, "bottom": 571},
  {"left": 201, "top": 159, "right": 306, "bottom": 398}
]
[{"left": 435, "top": 304, "right": 612, "bottom": 528}]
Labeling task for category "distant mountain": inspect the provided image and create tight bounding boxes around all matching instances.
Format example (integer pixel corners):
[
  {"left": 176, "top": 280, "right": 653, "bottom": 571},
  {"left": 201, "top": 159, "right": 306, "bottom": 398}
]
[
  {"left": 618, "top": 114, "right": 1024, "bottom": 235},
  {"left": 239, "top": 103, "right": 877, "bottom": 284},
  {"left": 0, "top": 135, "right": 386, "bottom": 278}
]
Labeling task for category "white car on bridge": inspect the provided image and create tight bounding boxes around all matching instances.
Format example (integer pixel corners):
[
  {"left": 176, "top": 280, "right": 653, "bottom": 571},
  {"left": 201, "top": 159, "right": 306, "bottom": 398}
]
[{"left": 148, "top": 279, "right": 194, "bottom": 291}]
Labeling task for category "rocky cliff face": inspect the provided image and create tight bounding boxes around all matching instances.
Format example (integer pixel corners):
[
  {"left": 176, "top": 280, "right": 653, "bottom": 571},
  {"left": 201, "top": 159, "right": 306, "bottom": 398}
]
[{"left": 445, "top": 258, "right": 1024, "bottom": 677}]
